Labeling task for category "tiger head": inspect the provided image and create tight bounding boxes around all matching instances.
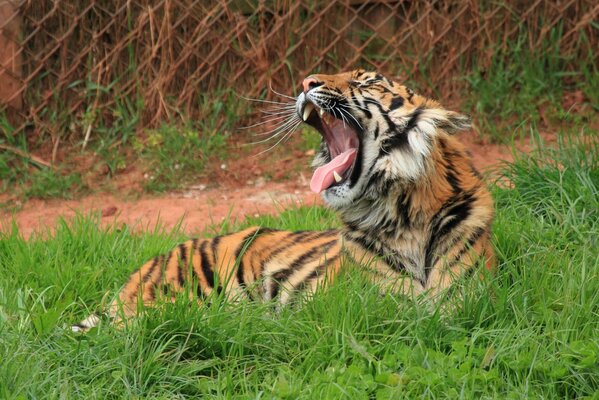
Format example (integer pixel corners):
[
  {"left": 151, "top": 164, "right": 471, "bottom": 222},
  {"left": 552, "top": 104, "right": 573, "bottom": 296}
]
[{"left": 296, "top": 70, "right": 471, "bottom": 208}]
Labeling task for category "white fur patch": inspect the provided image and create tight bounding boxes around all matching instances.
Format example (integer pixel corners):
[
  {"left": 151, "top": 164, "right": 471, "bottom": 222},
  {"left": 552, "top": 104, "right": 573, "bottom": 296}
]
[
  {"left": 408, "top": 126, "right": 432, "bottom": 158},
  {"left": 71, "top": 314, "right": 100, "bottom": 332},
  {"left": 385, "top": 149, "right": 425, "bottom": 181}
]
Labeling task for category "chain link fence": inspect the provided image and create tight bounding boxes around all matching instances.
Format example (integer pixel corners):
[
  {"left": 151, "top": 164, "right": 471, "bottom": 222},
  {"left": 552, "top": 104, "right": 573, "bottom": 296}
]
[{"left": 1, "top": 0, "right": 597, "bottom": 142}]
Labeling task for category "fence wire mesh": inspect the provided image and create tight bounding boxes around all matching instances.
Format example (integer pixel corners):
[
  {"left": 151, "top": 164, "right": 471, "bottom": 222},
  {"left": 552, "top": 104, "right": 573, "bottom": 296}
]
[{"left": 1, "top": 0, "right": 597, "bottom": 140}]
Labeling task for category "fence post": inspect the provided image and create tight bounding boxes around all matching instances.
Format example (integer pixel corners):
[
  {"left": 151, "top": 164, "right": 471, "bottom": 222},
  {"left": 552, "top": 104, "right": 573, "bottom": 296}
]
[{"left": 0, "top": 0, "right": 23, "bottom": 111}]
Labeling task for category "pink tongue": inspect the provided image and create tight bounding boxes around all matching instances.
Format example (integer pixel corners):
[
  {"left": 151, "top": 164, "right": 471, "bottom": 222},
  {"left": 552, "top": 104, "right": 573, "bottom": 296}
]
[{"left": 310, "top": 149, "right": 357, "bottom": 193}]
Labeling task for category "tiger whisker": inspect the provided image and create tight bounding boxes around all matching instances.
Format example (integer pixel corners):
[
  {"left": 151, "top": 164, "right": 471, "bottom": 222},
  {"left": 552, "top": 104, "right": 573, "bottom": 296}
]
[
  {"left": 336, "top": 108, "right": 349, "bottom": 129},
  {"left": 338, "top": 107, "right": 363, "bottom": 130},
  {"left": 260, "top": 104, "right": 296, "bottom": 111},
  {"left": 239, "top": 114, "right": 294, "bottom": 130},
  {"left": 253, "top": 119, "right": 302, "bottom": 140},
  {"left": 340, "top": 102, "right": 370, "bottom": 113},
  {"left": 260, "top": 102, "right": 297, "bottom": 110},
  {"left": 254, "top": 119, "right": 302, "bottom": 156},
  {"left": 260, "top": 108, "right": 296, "bottom": 116},
  {"left": 238, "top": 95, "right": 295, "bottom": 106},
  {"left": 250, "top": 119, "right": 299, "bottom": 148},
  {"left": 268, "top": 83, "right": 298, "bottom": 101},
  {"left": 247, "top": 116, "right": 300, "bottom": 142},
  {"left": 321, "top": 100, "right": 346, "bottom": 129}
]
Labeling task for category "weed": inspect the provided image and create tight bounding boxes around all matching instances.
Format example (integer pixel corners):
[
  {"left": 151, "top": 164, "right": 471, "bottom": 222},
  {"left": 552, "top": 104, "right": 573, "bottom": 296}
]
[
  {"left": 23, "top": 169, "right": 87, "bottom": 200},
  {"left": 1, "top": 112, "right": 88, "bottom": 200},
  {"left": 135, "top": 124, "right": 225, "bottom": 192},
  {"left": 91, "top": 94, "right": 143, "bottom": 176}
]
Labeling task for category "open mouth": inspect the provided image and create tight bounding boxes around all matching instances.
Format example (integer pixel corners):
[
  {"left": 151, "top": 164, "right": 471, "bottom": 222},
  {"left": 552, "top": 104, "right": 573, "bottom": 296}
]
[{"left": 299, "top": 100, "right": 360, "bottom": 193}]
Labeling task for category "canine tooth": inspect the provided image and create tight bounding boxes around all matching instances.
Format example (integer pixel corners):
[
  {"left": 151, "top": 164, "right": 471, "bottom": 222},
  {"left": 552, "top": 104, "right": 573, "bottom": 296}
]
[
  {"left": 302, "top": 103, "right": 314, "bottom": 121},
  {"left": 318, "top": 108, "right": 325, "bottom": 117},
  {"left": 333, "top": 171, "right": 342, "bottom": 183}
]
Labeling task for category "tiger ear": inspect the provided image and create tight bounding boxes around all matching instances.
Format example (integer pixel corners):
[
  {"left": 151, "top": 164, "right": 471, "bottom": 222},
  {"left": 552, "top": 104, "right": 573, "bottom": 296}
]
[{"left": 440, "top": 111, "right": 471, "bottom": 134}]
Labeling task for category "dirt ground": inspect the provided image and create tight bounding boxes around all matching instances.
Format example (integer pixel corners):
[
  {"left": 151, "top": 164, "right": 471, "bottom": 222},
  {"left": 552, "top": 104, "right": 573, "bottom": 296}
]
[{"left": 2, "top": 130, "right": 556, "bottom": 238}]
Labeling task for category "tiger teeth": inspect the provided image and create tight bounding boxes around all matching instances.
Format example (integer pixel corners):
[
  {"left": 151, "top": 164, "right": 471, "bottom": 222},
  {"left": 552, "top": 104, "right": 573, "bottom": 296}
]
[
  {"left": 302, "top": 103, "right": 315, "bottom": 121},
  {"left": 333, "top": 171, "right": 342, "bottom": 183},
  {"left": 318, "top": 108, "right": 325, "bottom": 117}
]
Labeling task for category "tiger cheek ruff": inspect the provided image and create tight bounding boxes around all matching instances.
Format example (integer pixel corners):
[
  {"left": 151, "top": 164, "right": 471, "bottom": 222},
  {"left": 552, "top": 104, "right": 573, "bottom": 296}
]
[{"left": 72, "top": 70, "right": 495, "bottom": 332}]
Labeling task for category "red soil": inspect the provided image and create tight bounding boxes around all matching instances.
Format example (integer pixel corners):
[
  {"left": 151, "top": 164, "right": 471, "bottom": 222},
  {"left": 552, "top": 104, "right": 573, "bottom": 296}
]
[{"left": 1, "top": 131, "right": 556, "bottom": 238}]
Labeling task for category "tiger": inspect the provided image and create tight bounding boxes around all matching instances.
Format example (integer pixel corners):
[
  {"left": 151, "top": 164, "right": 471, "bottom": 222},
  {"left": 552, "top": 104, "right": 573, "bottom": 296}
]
[{"left": 72, "top": 70, "right": 494, "bottom": 332}]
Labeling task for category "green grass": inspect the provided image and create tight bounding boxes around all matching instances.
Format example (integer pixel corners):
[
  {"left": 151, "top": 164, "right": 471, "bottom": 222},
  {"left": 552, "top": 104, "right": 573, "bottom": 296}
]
[
  {"left": 1, "top": 133, "right": 598, "bottom": 398},
  {"left": 134, "top": 124, "right": 226, "bottom": 192},
  {"left": 0, "top": 117, "right": 88, "bottom": 204},
  {"left": 23, "top": 169, "right": 86, "bottom": 200},
  {"left": 132, "top": 89, "right": 244, "bottom": 192},
  {"left": 465, "top": 27, "right": 597, "bottom": 141}
]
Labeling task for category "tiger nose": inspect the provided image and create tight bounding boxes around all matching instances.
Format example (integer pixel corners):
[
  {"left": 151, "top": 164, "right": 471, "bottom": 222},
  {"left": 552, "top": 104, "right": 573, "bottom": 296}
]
[{"left": 302, "top": 77, "right": 322, "bottom": 93}]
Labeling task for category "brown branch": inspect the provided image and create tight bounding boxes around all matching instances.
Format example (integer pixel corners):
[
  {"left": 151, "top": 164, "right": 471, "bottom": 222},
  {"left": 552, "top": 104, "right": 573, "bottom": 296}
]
[{"left": 0, "top": 144, "right": 55, "bottom": 169}]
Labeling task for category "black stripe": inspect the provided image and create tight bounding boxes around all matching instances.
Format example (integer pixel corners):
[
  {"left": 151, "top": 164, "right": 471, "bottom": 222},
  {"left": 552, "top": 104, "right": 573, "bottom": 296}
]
[
  {"left": 296, "top": 254, "right": 340, "bottom": 294},
  {"left": 364, "top": 97, "right": 395, "bottom": 129},
  {"left": 439, "top": 137, "right": 461, "bottom": 193},
  {"left": 348, "top": 134, "right": 363, "bottom": 188},
  {"left": 352, "top": 96, "right": 372, "bottom": 118},
  {"left": 177, "top": 243, "right": 187, "bottom": 287},
  {"left": 142, "top": 256, "right": 160, "bottom": 284},
  {"left": 211, "top": 236, "right": 221, "bottom": 265},
  {"left": 235, "top": 229, "right": 262, "bottom": 290},
  {"left": 446, "top": 227, "right": 486, "bottom": 270},
  {"left": 469, "top": 160, "right": 483, "bottom": 180},
  {"left": 372, "top": 215, "right": 396, "bottom": 237},
  {"left": 443, "top": 230, "right": 488, "bottom": 299},
  {"left": 380, "top": 127, "right": 409, "bottom": 154},
  {"left": 373, "top": 124, "right": 380, "bottom": 139},
  {"left": 396, "top": 191, "right": 412, "bottom": 228},
  {"left": 389, "top": 258, "right": 407, "bottom": 273},
  {"left": 150, "top": 254, "right": 168, "bottom": 301},
  {"left": 271, "top": 239, "right": 338, "bottom": 299},
  {"left": 306, "top": 254, "right": 339, "bottom": 281},
  {"left": 189, "top": 239, "right": 205, "bottom": 299},
  {"left": 200, "top": 240, "right": 215, "bottom": 288},
  {"left": 130, "top": 256, "right": 161, "bottom": 302},
  {"left": 273, "top": 238, "right": 338, "bottom": 282},
  {"left": 289, "top": 254, "right": 342, "bottom": 307},
  {"left": 389, "top": 96, "right": 404, "bottom": 110},
  {"left": 424, "top": 192, "right": 475, "bottom": 281},
  {"left": 263, "top": 230, "right": 331, "bottom": 266},
  {"left": 404, "top": 108, "right": 422, "bottom": 133}
]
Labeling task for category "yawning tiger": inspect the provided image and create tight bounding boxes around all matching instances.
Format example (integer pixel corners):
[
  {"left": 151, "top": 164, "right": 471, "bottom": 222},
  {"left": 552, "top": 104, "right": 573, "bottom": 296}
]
[{"left": 73, "top": 70, "right": 494, "bottom": 331}]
